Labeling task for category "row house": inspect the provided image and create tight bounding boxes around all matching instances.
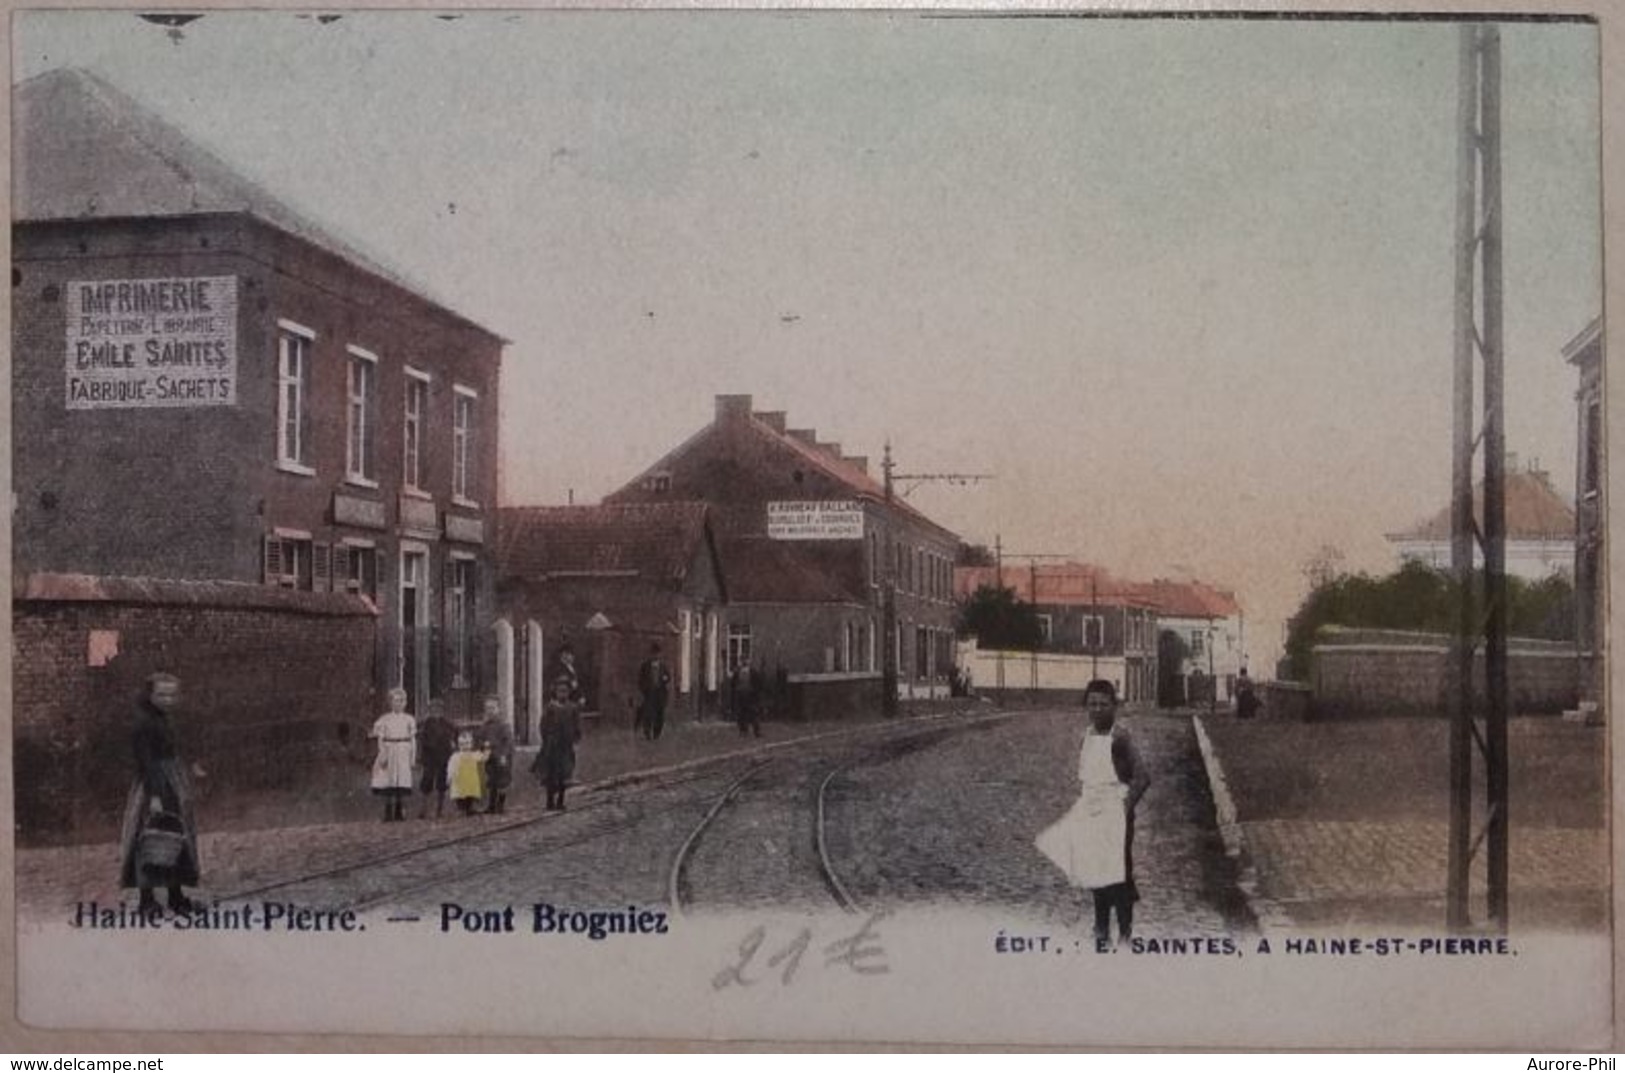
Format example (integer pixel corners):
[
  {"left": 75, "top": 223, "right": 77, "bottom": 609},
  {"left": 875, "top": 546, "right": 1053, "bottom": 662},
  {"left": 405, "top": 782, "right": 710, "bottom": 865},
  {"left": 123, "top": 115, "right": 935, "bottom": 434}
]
[
  {"left": 495, "top": 503, "right": 726, "bottom": 738},
  {"left": 606, "top": 394, "right": 962, "bottom": 713},
  {"left": 13, "top": 69, "right": 505, "bottom": 725},
  {"left": 1135, "top": 579, "right": 1245, "bottom": 706},
  {"left": 954, "top": 563, "right": 1159, "bottom": 704}
]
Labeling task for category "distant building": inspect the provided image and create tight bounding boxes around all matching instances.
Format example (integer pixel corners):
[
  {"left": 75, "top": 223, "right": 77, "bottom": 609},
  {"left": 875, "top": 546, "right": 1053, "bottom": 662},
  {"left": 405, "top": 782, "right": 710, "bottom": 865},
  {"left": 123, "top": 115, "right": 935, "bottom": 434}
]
[
  {"left": 13, "top": 69, "right": 505, "bottom": 721},
  {"left": 1385, "top": 464, "right": 1576, "bottom": 582},
  {"left": 496, "top": 503, "right": 726, "bottom": 737},
  {"left": 607, "top": 394, "right": 962, "bottom": 708},
  {"left": 1136, "top": 579, "right": 1245, "bottom": 706},
  {"left": 1565, "top": 317, "right": 1603, "bottom": 714},
  {"left": 953, "top": 563, "right": 1159, "bottom": 704}
]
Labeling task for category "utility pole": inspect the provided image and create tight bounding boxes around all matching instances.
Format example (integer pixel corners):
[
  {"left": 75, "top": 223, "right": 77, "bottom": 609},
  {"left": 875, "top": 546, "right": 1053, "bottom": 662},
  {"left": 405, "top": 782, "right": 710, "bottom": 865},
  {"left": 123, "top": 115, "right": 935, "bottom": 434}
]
[
  {"left": 1447, "top": 22, "right": 1509, "bottom": 933},
  {"left": 880, "top": 442, "right": 991, "bottom": 718},
  {"left": 994, "top": 533, "right": 1006, "bottom": 696}
]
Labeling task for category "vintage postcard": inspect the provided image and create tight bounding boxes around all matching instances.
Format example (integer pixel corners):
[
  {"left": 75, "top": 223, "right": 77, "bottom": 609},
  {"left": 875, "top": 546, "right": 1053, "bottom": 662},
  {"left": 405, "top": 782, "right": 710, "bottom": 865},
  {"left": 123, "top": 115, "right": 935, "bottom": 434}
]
[{"left": 4, "top": 4, "right": 1617, "bottom": 1050}]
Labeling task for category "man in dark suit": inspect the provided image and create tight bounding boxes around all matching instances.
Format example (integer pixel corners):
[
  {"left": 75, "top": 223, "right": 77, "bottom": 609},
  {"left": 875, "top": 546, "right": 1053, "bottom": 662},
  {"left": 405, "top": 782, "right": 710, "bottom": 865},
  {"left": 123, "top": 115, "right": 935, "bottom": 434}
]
[{"left": 637, "top": 642, "right": 672, "bottom": 741}]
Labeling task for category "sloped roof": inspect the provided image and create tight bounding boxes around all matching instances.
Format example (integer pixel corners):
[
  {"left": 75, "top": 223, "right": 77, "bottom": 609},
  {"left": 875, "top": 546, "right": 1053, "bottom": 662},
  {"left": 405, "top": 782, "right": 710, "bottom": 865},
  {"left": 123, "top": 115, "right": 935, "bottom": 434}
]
[
  {"left": 1133, "top": 578, "right": 1242, "bottom": 619},
  {"left": 721, "top": 536, "right": 866, "bottom": 604},
  {"left": 1387, "top": 470, "right": 1576, "bottom": 543},
  {"left": 497, "top": 502, "right": 714, "bottom": 588},
  {"left": 14, "top": 67, "right": 497, "bottom": 338},
  {"left": 954, "top": 563, "right": 1149, "bottom": 608},
  {"left": 612, "top": 402, "right": 959, "bottom": 543}
]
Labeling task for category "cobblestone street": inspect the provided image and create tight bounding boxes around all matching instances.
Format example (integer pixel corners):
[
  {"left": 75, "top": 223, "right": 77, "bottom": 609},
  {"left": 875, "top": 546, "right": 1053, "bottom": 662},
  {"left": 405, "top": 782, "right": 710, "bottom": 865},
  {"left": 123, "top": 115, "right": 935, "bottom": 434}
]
[
  {"left": 20, "top": 704, "right": 1251, "bottom": 936},
  {"left": 825, "top": 708, "right": 1252, "bottom": 936}
]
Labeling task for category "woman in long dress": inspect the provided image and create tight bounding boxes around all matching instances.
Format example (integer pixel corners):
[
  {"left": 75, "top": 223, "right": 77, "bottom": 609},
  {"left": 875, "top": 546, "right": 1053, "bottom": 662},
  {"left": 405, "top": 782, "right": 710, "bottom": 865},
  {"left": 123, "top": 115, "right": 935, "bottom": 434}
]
[
  {"left": 533, "top": 676, "right": 583, "bottom": 811},
  {"left": 370, "top": 687, "right": 417, "bottom": 822},
  {"left": 118, "top": 673, "right": 203, "bottom": 915},
  {"left": 1035, "top": 679, "right": 1151, "bottom": 944}
]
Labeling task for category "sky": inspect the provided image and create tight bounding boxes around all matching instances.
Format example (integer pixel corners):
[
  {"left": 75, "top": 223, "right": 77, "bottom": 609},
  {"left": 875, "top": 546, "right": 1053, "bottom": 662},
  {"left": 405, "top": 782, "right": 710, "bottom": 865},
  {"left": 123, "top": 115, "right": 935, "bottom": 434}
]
[{"left": 14, "top": 11, "right": 1603, "bottom": 667}]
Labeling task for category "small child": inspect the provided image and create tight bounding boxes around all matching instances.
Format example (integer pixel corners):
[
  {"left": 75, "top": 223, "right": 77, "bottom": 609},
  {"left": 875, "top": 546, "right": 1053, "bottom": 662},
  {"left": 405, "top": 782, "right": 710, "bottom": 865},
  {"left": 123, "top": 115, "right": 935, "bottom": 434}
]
[{"left": 446, "top": 730, "right": 487, "bottom": 817}]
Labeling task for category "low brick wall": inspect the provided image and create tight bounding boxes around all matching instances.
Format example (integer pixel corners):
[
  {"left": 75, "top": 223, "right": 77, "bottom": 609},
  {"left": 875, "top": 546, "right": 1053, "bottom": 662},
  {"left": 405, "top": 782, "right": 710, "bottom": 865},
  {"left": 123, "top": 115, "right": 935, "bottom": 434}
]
[
  {"left": 14, "top": 574, "right": 378, "bottom": 846},
  {"left": 1311, "top": 627, "right": 1580, "bottom": 720},
  {"left": 779, "top": 672, "right": 883, "bottom": 722}
]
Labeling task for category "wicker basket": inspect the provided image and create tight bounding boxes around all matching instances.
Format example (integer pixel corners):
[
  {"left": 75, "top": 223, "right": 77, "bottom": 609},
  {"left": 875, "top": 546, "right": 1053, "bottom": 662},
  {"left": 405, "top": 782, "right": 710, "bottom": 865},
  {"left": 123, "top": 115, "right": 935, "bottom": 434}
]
[{"left": 137, "top": 814, "right": 188, "bottom": 875}]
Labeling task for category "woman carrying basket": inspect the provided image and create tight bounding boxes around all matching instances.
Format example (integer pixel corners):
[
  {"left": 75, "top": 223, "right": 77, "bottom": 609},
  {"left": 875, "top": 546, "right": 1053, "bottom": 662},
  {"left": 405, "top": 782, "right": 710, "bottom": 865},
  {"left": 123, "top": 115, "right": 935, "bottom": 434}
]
[{"left": 118, "top": 673, "right": 203, "bottom": 916}]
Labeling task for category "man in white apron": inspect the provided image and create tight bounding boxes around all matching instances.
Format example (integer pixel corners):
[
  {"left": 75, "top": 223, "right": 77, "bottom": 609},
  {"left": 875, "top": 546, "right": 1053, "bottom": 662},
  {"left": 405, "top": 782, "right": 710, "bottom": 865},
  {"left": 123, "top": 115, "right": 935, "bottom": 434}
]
[{"left": 1035, "top": 679, "right": 1152, "bottom": 945}]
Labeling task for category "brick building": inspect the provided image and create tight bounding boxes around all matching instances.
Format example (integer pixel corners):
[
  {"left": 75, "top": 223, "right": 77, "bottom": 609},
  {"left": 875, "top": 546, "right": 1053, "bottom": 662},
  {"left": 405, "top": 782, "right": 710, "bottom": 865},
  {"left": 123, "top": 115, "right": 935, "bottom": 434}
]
[
  {"left": 13, "top": 70, "right": 505, "bottom": 727},
  {"left": 1564, "top": 317, "right": 1604, "bottom": 715},
  {"left": 607, "top": 395, "right": 962, "bottom": 711},
  {"left": 496, "top": 503, "right": 727, "bottom": 736},
  {"left": 954, "top": 563, "right": 1158, "bottom": 703}
]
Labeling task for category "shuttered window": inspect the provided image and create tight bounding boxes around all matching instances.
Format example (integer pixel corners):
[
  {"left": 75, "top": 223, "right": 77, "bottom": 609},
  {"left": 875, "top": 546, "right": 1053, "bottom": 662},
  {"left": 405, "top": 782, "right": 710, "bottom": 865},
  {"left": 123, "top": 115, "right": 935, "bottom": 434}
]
[{"left": 263, "top": 535, "right": 315, "bottom": 590}]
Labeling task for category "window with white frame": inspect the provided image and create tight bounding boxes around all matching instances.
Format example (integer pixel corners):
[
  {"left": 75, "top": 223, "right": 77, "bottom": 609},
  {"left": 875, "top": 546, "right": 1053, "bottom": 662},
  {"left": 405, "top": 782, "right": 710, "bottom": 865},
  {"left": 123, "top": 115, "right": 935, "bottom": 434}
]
[
  {"left": 727, "top": 623, "right": 753, "bottom": 671},
  {"left": 276, "top": 323, "right": 314, "bottom": 470},
  {"left": 1037, "top": 614, "right": 1053, "bottom": 645},
  {"left": 1583, "top": 398, "right": 1601, "bottom": 497},
  {"left": 1083, "top": 615, "right": 1105, "bottom": 649},
  {"left": 404, "top": 369, "right": 430, "bottom": 491},
  {"left": 1190, "top": 629, "right": 1205, "bottom": 657},
  {"left": 453, "top": 386, "right": 478, "bottom": 503},
  {"left": 450, "top": 556, "right": 476, "bottom": 687},
  {"left": 264, "top": 533, "right": 314, "bottom": 590},
  {"left": 342, "top": 543, "right": 379, "bottom": 600},
  {"left": 346, "top": 346, "right": 378, "bottom": 484}
]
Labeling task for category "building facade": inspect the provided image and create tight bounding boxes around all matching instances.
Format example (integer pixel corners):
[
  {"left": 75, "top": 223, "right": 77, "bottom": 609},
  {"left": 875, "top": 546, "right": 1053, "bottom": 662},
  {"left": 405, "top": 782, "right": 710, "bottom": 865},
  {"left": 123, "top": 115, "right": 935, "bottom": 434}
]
[
  {"left": 14, "top": 69, "right": 505, "bottom": 722},
  {"left": 1136, "top": 579, "right": 1245, "bottom": 706},
  {"left": 607, "top": 394, "right": 962, "bottom": 703},
  {"left": 954, "top": 563, "right": 1159, "bottom": 704},
  {"left": 1385, "top": 465, "right": 1577, "bottom": 583},
  {"left": 1565, "top": 317, "right": 1604, "bottom": 714},
  {"left": 496, "top": 503, "right": 727, "bottom": 737}
]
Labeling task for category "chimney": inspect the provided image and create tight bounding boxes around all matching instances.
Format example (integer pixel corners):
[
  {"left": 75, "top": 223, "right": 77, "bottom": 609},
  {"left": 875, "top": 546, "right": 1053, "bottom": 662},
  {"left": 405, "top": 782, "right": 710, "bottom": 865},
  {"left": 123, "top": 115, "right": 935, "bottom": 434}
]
[
  {"left": 817, "top": 441, "right": 843, "bottom": 461},
  {"left": 715, "top": 395, "right": 753, "bottom": 423},
  {"left": 787, "top": 428, "right": 818, "bottom": 446},
  {"left": 845, "top": 455, "right": 869, "bottom": 475},
  {"left": 754, "top": 410, "right": 787, "bottom": 434}
]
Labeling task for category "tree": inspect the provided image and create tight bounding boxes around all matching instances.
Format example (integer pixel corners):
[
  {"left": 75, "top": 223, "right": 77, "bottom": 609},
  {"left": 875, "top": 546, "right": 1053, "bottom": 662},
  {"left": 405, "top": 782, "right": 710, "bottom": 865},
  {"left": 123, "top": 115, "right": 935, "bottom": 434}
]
[
  {"left": 955, "top": 584, "right": 1043, "bottom": 651},
  {"left": 1282, "top": 559, "right": 1576, "bottom": 681}
]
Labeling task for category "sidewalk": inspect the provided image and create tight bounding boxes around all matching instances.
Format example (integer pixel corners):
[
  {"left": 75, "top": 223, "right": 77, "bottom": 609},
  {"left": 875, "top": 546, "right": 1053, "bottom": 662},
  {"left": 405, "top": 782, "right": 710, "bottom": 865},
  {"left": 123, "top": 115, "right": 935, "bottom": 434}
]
[
  {"left": 1196, "top": 712, "right": 1608, "bottom": 932},
  {"left": 16, "top": 699, "right": 988, "bottom": 919}
]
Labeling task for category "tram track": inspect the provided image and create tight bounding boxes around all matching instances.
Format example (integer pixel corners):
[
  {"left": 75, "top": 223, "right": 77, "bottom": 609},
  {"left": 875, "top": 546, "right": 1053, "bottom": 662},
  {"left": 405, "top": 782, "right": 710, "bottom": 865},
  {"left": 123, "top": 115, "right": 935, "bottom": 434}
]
[{"left": 214, "top": 709, "right": 1015, "bottom": 916}]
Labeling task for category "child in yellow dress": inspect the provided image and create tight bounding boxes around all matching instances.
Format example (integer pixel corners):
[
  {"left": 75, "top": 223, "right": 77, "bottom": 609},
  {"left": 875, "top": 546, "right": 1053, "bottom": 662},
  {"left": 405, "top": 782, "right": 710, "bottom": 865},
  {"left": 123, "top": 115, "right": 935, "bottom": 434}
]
[{"left": 446, "top": 730, "right": 488, "bottom": 817}]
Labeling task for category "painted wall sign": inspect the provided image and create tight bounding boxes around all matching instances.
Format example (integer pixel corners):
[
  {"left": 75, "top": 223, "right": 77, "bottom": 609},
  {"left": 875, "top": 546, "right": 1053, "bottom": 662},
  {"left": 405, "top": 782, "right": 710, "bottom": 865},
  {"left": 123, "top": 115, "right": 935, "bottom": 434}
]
[
  {"left": 65, "top": 276, "right": 238, "bottom": 409},
  {"left": 333, "top": 493, "right": 388, "bottom": 531},
  {"left": 766, "top": 500, "right": 865, "bottom": 540}
]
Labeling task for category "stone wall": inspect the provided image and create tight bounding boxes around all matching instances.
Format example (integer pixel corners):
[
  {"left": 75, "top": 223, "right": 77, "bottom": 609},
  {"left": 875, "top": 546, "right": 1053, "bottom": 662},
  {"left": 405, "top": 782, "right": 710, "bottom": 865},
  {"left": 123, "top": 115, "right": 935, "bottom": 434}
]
[{"left": 1310, "top": 627, "right": 1580, "bottom": 720}]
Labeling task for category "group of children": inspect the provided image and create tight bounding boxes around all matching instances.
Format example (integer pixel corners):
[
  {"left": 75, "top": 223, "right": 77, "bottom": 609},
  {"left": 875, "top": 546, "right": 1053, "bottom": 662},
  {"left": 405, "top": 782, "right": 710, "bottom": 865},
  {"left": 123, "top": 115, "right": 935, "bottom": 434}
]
[{"left": 368, "top": 675, "right": 582, "bottom": 821}]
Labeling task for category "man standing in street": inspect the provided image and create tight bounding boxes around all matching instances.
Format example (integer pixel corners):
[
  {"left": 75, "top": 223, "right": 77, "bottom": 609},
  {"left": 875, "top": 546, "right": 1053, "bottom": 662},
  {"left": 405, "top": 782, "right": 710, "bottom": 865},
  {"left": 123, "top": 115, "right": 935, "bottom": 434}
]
[{"left": 637, "top": 642, "right": 672, "bottom": 741}]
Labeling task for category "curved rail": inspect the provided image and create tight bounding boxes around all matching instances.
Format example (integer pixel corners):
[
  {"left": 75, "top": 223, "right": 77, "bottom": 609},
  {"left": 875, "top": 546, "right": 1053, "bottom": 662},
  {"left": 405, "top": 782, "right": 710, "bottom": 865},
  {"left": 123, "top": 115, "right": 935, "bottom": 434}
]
[
  {"left": 814, "top": 764, "right": 861, "bottom": 913},
  {"left": 666, "top": 760, "right": 775, "bottom": 917}
]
